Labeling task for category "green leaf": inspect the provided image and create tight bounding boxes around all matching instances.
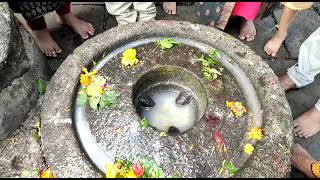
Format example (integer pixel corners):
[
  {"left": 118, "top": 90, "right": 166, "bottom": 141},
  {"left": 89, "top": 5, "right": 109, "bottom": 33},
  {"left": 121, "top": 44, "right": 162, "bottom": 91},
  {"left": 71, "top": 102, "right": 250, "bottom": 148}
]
[
  {"left": 156, "top": 38, "right": 181, "bottom": 50},
  {"left": 89, "top": 96, "right": 100, "bottom": 110},
  {"left": 36, "top": 79, "right": 46, "bottom": 95},
  {"left": 141, "top": 156, "right": 165, "bottom": 178},
  {"left": 223, "top": 161, "right": 238, "bottom": 175},
  {"left": 209, "top": 49, "right": 222, "bottom": 59},
  {"left": 99, "top": 91, "right": 119, "bottom": 110},
  {"left": 124, "top": 159, "right": 131, "bottom": 172},
  {"left": 139, "top": 117, "right": 149, "bottom": 130},
  {"left": 92, "top": 60, "right": 97, "bottom": 66},
  {"left": 208, "top": 68, "right": 222, "bottom": 76},
  {"left": 33, "top": 168, "right": 39, "bottom": 176},
  {"left": 77, "top": 93, "right": 88, "bottom": 107},
  {"left": 32, "top": 131, "right": 40, "bottom": 141}
]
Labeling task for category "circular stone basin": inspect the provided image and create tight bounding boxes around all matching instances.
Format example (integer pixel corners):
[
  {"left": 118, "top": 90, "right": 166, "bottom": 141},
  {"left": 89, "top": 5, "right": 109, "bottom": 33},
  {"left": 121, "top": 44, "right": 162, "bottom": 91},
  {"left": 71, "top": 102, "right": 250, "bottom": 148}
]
[
  {"left": 41, "top": 21, "right": 293, "bottom": 178},
  {"left": 74, "top": 37, "right": 263, "bottom": 177}
]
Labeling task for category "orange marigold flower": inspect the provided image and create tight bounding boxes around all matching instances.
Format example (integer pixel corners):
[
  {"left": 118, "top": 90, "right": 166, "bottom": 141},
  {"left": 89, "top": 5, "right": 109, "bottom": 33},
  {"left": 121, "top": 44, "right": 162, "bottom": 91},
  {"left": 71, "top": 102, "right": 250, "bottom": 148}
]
[
  {"left": 80, "top": 67, "right": 97, "bottom": 86},
  {"left": 40, "top": 167, "right": 55, "bottom": 178},
  {"left": 226, "top": 101, "right": 247, "bottom": 117}
]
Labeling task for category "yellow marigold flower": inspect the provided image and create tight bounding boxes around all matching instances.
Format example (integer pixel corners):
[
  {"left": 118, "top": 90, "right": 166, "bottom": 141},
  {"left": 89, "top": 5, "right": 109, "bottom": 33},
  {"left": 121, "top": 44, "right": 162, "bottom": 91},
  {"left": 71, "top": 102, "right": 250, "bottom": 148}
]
[
  {"left": 105, "top": 163, "right": 118, "bottom": 178},
  {"left": 226, "top": 101, "right": 247, "bottom": 117},
  {"left": 160, "top": 131, "right": 167, "bottom": 137},
  {"left": 126, "top": 168, "right": 138, "bottom": 178},
  {"left": 118, "top": 167, "right": 127, "bottom": 178},
  {"left": 121, "top": 48, "right": 139, "bottom": 66},
  {"left": 80, "top": 67, "right": 97, "bottom": 86},
  {"left": 86, "top": 76, "right": 106, "bottom": 97},
  {"left": 244, "top": 143, "right": 254, "bottom": 155},
  {"left": 86, "top": 82, "right": 104, "bottom": 97},
  {"left": 248, "top": 127, "right": 263, "bottom": 141}
]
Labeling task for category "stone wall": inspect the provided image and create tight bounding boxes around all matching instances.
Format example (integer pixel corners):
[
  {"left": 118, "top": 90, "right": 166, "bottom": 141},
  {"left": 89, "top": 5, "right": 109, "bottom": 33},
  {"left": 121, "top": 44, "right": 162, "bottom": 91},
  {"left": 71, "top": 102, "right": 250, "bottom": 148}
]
[{"left": 0, "top": 2, "right": 50, "bottom": 143}]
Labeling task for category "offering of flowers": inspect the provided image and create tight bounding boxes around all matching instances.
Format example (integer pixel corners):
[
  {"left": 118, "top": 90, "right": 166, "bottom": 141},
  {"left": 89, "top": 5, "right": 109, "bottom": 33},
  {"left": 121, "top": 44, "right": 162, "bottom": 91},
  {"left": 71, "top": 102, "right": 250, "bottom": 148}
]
[
  {"left": 105, "top": 157, "right": 181, "bottom": 178},
  {"left": 77, "top": 67, "right": 118, "bottom": 110},
  {"left": 226, "top": 101, "right": 247, "bottom": 118}
]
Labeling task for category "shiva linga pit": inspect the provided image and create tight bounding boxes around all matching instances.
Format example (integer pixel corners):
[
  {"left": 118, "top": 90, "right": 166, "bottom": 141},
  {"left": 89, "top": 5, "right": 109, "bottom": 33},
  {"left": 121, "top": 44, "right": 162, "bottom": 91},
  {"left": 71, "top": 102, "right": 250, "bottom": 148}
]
[{"left": 41, "top": 21, "right": 293, "bottom": 178}]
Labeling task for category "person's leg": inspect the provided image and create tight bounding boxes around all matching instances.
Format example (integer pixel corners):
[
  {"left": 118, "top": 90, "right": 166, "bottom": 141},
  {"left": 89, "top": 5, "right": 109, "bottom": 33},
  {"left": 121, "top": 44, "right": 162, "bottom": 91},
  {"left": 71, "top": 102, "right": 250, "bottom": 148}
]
[
  {"left": 163, "top": 2, "right": 177, "bottom": 15},
  {"left": 105, "top": 2, "right": 137, "bottom": 25},
  {"left": 133, "top": 2, "right": 156, "bottom": 22},
  {"left": 264, "top": 6, "right": 297, "bottom": 57},
  {"left": 279, "top": 27, "right": 320, "bottom": 138},
  {"left": 26, "top": 17, "right": 62, "bottom": 57},
  {"left": 291, "top": 144, "right": 319, "bottom": 178},
  {"left": 231, "top": 2, "right": 262, "bottom": 41},
  {"left": 287, "top": 27, "right": 320, "bottom": 88},
  {"left": 57, "top": 1, "right": 95, "bottom": 39}
]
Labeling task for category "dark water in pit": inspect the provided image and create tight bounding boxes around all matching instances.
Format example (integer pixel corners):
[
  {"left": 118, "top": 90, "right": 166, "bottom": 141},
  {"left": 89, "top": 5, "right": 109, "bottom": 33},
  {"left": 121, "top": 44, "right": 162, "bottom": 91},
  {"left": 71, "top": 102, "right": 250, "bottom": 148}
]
[{"left": 85, "top": 42, "right": 251, "bottom": 177}]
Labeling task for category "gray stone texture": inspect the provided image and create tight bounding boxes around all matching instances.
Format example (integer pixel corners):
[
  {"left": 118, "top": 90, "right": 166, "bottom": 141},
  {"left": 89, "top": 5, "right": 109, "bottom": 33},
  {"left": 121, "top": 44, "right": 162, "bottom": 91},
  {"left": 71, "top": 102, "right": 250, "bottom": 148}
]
[
  {"left": 0, "top": 3, "right": 11, "bottom": 70},
  {"left": 0, "top": 105, "right": 45, "bottom": 178},
  {"left": 0, "top": 2, "right": 49, "bottom": 143}
]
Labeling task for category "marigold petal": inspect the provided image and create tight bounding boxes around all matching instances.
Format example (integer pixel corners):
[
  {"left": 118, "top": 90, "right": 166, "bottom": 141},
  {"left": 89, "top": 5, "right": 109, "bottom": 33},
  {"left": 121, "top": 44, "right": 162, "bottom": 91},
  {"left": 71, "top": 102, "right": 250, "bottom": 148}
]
[{"left": 244, "top": 143, "right": 254, "bottom": 155}]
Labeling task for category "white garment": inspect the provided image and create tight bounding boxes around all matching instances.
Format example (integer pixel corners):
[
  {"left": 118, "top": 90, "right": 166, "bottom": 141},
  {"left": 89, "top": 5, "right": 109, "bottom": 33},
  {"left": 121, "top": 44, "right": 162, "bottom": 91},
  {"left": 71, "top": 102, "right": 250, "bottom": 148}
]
[
  {"left": 105, "top": 2, "right": 156, "bottom": 25},
  {"left": 287, "top": 27, "right": 320, "bottom": 111}
]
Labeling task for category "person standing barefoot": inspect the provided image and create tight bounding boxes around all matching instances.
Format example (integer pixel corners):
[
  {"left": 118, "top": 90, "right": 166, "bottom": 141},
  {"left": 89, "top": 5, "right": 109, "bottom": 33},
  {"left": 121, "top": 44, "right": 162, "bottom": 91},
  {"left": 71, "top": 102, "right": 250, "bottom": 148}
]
[
  {"left": 105, "top": 2, "right": 156, "bottom": 25},
  {"left": 195, "top": 2, "right": 262, "bottom": 42},
  {"left": 9, "top": 1, "right": 95, "bottom": 57},
  {"left": 264, "top": 2, "right": 314, "bottom": 57},
  {"left": 163, "top": 2, "right": 177, "bottom": 15},
  {"left": 279, "top": 27, "right": 320, "bottom": 139}
]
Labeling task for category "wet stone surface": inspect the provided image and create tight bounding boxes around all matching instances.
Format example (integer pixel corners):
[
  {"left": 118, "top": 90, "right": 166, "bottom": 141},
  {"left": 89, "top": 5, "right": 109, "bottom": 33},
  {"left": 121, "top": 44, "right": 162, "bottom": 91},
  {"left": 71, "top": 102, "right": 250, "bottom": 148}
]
[{"left": 82, "top": 42, "right": 254, "bottom": 177}]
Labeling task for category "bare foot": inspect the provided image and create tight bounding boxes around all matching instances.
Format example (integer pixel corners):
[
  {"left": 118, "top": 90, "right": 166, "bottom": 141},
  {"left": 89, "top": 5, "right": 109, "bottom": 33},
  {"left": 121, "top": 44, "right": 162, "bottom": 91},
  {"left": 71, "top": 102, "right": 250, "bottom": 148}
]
[
  {"left": 32, "top": 29, "right": 62, "bottom": 57},
  {"left": 60, "top": 13, "right": 95, "bottom": 39},
  {"left": 163, "top": 2, "right": 177, "bottom": 15},
  {"left": 291, "top": 144, "right": 317, "bottom": 178},
  {"left": 239, "top": 20, "right": 256, "bottom": 42},
  {"left": 279, "top": 74, "right": 295, "bottom": 91},
  {"left": 264, "top": 31, "right": 286, "bottom": 57},
  {"left": 293, "top": 107, "right": 320, "bottom": 138}
]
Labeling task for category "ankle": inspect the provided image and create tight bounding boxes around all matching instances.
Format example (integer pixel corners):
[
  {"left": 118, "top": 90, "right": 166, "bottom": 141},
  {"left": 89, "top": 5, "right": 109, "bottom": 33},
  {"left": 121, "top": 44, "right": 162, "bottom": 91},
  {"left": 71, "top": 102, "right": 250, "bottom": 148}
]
[
  {"left": 279, "top": 75, "right": 295, "bottom": 91},
  {"left": 59, "top": 13, "right": 72, "bottom": 19},
  {"left": 274, "top": 30, "right": 287, "bottom": 40}
]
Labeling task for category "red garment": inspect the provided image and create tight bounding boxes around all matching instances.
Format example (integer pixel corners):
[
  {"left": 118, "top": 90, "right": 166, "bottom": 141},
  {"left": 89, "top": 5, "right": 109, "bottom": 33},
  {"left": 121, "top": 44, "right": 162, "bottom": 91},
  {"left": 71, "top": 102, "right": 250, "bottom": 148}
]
[
  {"left": 231, "top": 2, "right": 262, "bottom": 21},
  {"left": 26, "top": 1, "right": 71, "bottom": 30}
]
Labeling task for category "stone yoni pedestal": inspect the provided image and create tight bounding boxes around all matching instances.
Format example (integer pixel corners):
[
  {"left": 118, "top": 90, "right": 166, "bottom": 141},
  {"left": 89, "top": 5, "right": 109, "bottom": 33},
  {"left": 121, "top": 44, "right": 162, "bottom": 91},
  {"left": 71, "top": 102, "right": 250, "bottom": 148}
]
[{"left": 41, "top": 20, "right": 293, "bottom": 178}]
